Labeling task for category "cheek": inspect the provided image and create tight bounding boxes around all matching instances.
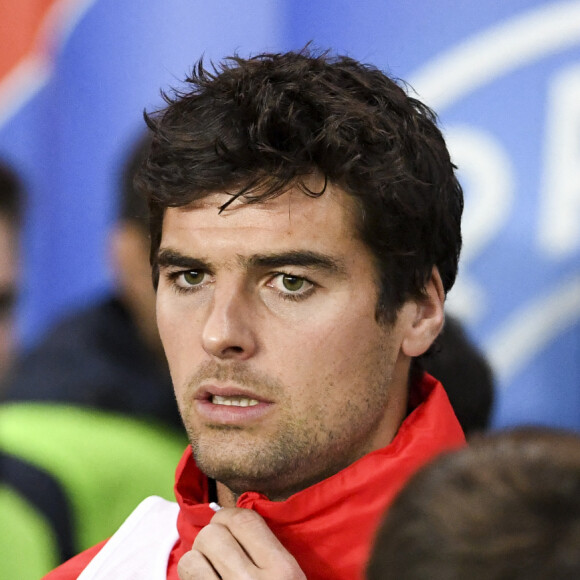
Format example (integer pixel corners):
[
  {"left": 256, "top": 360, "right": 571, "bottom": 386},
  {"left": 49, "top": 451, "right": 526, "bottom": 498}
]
[
  {"left": 281, "top": 315, "right": 390, "bottom": 395},
  {"left": 156, "top": 297, "right": 198, "bottom": 382}
]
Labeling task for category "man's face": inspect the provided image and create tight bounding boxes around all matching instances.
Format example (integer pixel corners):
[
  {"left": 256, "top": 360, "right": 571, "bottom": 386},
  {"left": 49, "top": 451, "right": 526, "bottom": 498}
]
[
  {"left": 0, "top": 215, "right": 18, "bottom": 382},
  {"left": 156, "top": 185, "right": 416, "bottom": 500}
]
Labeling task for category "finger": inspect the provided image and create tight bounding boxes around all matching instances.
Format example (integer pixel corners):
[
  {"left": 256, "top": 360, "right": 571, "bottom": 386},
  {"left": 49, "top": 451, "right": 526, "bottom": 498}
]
[
  {"left": 209, "top": 508, "right": 299, "bottom": 572},
  {"left": 177, "top": 548, "right": 222, "bottom": 580},
  {"left": 193, "top": 517, "right": 261, "bottom": 579}
]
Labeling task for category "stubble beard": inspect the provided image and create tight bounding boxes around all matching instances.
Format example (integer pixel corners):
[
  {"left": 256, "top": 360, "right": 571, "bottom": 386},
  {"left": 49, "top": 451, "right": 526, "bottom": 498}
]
[
  {"left": 178, "top": 361, "right": 314, "bottom": 498},
  {"left": 188, "top": 420, "right": 321, "bottom": 500},
  {"left": 179, "top": 355, "right": 395, "bottom": 501}
]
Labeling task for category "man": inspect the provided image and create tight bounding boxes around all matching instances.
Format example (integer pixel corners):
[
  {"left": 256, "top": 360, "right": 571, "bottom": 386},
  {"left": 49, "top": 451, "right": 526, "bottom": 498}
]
[
  {"left": 367, "top": 427, "right": 580, "bottom": 579},
  {"left": 0, "top": 161, "right": 21, "bottom": 387},
  {"left": 46, "top": 48, "right": 465, "bottom": 580}
]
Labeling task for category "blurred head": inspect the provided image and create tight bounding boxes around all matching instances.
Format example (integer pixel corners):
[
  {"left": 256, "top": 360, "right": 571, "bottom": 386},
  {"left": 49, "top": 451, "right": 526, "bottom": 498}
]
[
  {"left": 0, "top": 162, "right": 22, "bottom": 382},
  {"left": 421, "top": 315, "right": 495, "bottom": 436},
  {"left": 367, "top": 428, "right": 580, "bottom": 580},
  {"left": 109, "top": 133, "right": 162, "bottom": 355},
  {"left": 137, "top": 48, "right": 463, "bottom": 324}
]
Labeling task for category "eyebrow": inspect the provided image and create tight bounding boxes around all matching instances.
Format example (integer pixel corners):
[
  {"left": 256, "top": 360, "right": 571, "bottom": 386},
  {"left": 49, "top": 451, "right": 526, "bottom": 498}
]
[
  {"left": 247, "top": 251, "right": 346, "bottom": 275},
  {"left": 156, "top": 249, "right": 208, "bottom": 271},
  {"left": 156, "top": 248, "right": 346, "bottom": 276}
]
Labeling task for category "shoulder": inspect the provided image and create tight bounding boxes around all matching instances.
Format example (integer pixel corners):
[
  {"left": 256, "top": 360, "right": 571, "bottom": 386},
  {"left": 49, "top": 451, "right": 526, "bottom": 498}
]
[
  {"left": 42, "top": 541, "right": 107, "bottom": 579},
  {"left": 45, "top": 497, "right": 179, "bottom": 579}
]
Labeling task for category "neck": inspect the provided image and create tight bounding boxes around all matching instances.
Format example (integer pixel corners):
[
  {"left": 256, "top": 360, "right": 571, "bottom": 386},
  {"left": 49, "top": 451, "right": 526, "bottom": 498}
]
[{"left": 216, "top": 481, "right": 239, "bottom": 508}]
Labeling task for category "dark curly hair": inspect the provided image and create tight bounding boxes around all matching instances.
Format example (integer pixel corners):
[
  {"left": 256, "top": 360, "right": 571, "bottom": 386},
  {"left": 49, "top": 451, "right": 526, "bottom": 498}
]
[{"left": 136, "top": 48, "right": 463, "bottom": 322}]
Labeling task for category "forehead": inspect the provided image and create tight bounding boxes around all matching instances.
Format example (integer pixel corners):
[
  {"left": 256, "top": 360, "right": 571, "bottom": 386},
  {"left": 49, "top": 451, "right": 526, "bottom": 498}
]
[{"left": 160, "top": 185, "right": 361, "bottom": 254}]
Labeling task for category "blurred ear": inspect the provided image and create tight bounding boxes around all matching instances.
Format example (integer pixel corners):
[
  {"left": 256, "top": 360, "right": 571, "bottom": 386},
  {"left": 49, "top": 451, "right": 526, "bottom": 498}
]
[{"left": 401, "top": 267, "right": 445, "bottom": 358}]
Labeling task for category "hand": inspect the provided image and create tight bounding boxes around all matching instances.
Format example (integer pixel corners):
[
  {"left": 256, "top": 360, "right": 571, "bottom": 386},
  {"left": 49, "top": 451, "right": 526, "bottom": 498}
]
[{"left": 177, "top": 507, "right": 306, "bottom": 579}]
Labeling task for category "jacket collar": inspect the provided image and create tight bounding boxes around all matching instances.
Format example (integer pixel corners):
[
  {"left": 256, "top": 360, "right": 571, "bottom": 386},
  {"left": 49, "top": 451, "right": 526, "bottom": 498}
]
[{"left": 173, "top": 373, "right": 464, "bottom": 580}]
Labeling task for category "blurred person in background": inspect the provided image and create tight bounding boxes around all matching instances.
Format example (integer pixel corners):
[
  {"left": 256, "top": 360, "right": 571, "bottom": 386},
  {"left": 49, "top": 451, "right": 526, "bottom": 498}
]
[
  {"left": 367, "top": 427, "right": 580, "bottom": 580},
  {"left": 0, "top": 160, "right": 75, "bottom": 579},
  {"left": 0, "top": 161, "right": 21, "bottom": 388},
  {"left": 0, "top": 145, "right": 185, "bottom": 579},
  {"left": 3, "top": 134, "right": 181, "bottom": 430},
  {"left": 0, "top": 160, "right": 58, "bottom": 580}
]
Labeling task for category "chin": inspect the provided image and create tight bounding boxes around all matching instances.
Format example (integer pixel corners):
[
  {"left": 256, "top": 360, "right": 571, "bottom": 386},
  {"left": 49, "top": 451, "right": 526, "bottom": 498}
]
[{"left": 192, "top": 449, "right": 304, "bottom": 500}]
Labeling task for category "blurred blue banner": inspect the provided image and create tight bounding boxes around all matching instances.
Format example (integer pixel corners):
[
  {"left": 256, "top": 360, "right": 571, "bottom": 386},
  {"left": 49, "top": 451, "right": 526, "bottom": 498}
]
[{"left": 1, "top": 0, "right": 579, "bottom": 430}]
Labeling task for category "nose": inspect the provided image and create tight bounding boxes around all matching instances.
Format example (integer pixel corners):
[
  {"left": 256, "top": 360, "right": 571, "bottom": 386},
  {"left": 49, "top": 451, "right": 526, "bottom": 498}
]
[{"left": 201, "top": 283, "right": 258, "bottom": 360}]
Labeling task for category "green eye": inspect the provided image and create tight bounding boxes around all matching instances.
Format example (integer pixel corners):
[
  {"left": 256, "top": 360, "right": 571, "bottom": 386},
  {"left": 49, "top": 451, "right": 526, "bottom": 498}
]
[
  {"left": 183, "top": 271, "right": 205, "bottom": 286},
  {"left": 282, "top": 275, "right": 305, "bottom": 292}
]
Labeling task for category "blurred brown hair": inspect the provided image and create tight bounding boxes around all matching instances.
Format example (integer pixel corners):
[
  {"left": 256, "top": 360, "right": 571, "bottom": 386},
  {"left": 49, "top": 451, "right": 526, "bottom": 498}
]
[{"left": 368, "top": 427, "right": 580, "bottom": 580}]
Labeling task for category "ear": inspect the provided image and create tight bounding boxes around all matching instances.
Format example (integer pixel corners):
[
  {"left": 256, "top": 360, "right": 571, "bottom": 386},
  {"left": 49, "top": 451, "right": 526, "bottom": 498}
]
[{"left": 401, "top": 267, "right": 445, "bottom": 358}]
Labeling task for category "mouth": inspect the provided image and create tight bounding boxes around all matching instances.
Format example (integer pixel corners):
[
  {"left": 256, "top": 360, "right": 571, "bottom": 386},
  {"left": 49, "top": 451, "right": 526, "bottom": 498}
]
[
  {"left": 194, "top": 385, "right": 273, "bottom": 425},
  {"left": 195, "top": 384, "right": 271, "bottom": 406},
  {"left": 211, "top": 394, "right": 260, "bottom": 407}
]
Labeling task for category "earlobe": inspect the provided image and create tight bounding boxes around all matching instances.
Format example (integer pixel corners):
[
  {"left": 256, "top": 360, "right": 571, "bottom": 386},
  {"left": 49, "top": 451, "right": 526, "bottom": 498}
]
[{"left": 401, "top": 267, "right": 445, "bottom": 357}]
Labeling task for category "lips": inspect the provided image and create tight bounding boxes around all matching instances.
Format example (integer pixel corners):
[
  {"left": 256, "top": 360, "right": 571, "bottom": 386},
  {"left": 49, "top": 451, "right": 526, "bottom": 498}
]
[
  {"left": 195, "top": 384, "right": 271, "bottom": 404},
  {"left": 193, "top": 384, "right": 273, "bottom": 424}
]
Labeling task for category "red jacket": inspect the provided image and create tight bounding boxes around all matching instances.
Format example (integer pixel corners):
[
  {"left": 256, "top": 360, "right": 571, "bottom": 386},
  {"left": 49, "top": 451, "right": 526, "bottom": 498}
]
[{"left": 45, "top": 373, "right": 464, "bottom": 579}]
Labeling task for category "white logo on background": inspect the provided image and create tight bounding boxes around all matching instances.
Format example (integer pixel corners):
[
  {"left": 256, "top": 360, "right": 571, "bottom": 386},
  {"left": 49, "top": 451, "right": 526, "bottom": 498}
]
[{"left": 409, "top": 1, "right": 580, "bottom": 385}]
